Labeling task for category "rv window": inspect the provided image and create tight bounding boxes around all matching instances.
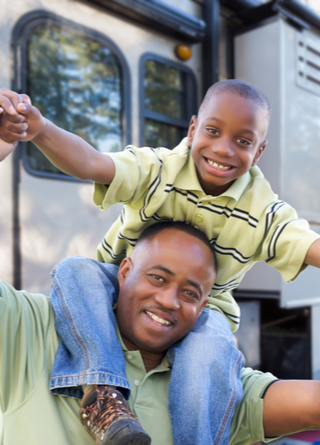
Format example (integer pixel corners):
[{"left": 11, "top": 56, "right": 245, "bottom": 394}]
[
  {"left": 141, "top": 56, "right": 196, "bottom": 149},
  {"left": 26, "top": 23, "right": 123, "bottom": 176}
]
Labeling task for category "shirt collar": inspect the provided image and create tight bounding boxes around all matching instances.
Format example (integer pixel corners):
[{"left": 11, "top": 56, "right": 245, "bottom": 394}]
[
  {"left": 116, "top": 322, "right": 171, "bottom": 370},
  {"left": 174, "top": 138, "right": 254, "bottom": 202}
]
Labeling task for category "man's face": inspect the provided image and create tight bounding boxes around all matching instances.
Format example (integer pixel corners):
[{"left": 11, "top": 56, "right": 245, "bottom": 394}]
[
  {"left": 116, "top": 229, "right": 216, "bottom": 353},
  {"left": 188, "top": 91, "right": 268, "bottom": 196}
]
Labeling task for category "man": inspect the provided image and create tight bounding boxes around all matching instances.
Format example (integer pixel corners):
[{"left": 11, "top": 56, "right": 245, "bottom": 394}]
[{"left": 2, "top": 221, "right": 320, "bottom": 445}]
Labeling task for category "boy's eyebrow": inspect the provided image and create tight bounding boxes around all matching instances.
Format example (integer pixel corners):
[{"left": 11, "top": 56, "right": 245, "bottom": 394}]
[
  {"left": 152, "top": 265, "right": 203, "bottom": 295},
  {"left": 203, "top": 116, "right": 225, "bottom": 125},
  {"left": 204, "top": 116, "right": 257, "bottom": 136}
]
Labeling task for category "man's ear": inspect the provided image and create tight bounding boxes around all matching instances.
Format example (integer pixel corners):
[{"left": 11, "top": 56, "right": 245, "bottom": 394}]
[
  {"left": 117, "top": 257, "right": 133, "bottom": 286},
  {"left": 200, "top": 296, "right": 209, "bottom": 314},
  {"left": 252, "top": 140, "right": 267, "bottom": 166},
  {"left": 187, "top": 115, "right": 198, "bottom": 147}
]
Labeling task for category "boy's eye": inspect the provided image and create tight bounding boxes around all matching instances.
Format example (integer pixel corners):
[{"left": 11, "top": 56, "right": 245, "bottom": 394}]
[
  {"left": 207, "top": 127, "right": 219, "bottom": 135},
  {"left": 237, "top": 138, "right": 252, "bottom": 146}
]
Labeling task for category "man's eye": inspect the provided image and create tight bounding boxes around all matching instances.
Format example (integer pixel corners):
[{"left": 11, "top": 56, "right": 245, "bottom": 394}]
[
  {"left": 149, "top": 274, "right": 164, "bottom": 282},
  {"left": 183, "top": 290, "right": 199, "bottom": 301}
]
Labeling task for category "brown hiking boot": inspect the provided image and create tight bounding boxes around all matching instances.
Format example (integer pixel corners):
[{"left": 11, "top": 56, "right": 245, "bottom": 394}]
[{"left": 79, "top": 385, "right": 151, "bottom": 445}]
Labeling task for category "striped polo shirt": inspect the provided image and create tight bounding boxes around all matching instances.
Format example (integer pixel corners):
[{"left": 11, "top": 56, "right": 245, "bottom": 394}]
[{"left": 94, "top": 138, "right": 319, "bottom": 332}]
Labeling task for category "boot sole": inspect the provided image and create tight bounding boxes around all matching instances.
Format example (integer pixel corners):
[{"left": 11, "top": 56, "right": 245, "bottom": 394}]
[{"left": 102, "top": 418, "right": 152, "bottom": 445}]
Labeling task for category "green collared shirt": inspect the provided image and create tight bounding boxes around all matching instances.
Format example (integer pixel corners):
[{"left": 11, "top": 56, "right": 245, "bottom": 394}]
[
  {"left": 0, "top": 281, "right": 278, "bottom": 445},
  {"left": 117, "top": 324, "right": 279, "bottom": 445},
  {"left": 94, "top": 139, "right": 320, "bottom": 331}
]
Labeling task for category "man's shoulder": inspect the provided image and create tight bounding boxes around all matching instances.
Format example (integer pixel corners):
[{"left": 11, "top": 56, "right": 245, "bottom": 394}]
[{"left": 0, "top": 280, "right": 56, "bottom": 345}]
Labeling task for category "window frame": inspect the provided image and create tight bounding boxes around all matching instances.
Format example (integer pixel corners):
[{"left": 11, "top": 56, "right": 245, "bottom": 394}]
[
  {"left": 12, "top": 10, "right": 132, "bottom": 181},
  {"left": 139, "top": 52, "right": 197, "bottom": 147}
]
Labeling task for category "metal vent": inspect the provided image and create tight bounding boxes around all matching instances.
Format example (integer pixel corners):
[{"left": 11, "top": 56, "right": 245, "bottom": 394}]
[{"left": 297, "top": 32, "right": 320, "bottom": 95}]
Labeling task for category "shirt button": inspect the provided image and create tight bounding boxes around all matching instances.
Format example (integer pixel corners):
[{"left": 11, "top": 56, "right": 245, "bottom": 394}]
[
  {"left": 195, "top": 214, "right": 203, "bottom": 222},
  {"left": 134, "top": 379, "right": 140, "bottom": 386},
  {"left": 202, "top": 200, "right": 209, "bottom": 206},
  {"left": 126, "top": 354, "right": 133, "bottom": 360}
]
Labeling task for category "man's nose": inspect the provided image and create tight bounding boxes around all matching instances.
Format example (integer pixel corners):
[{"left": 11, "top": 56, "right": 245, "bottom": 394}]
[
  {"left": 213, "top": 137, "right": 233, "bottom": 157},
  {"left": 154, "top": 287, "right": 180, "bottom": 310}
]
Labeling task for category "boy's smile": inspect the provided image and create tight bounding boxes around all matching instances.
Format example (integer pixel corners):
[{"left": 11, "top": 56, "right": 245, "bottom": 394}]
[{"left": 188, "top": 91, "right": 268, "bottom": 196}]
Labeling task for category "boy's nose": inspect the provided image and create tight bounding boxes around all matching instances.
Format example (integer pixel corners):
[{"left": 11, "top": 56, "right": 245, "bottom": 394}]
[
  {"left": 154, "top": 287, "right": 180, "bottom": 310},
  {"left": 213, "top": 138, "right": 233, "bottom": 157}
]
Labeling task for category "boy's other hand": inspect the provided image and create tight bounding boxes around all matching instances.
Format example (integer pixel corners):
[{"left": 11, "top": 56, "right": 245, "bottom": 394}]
[{"left": 0, "top": 88, "right": 46, "bottom": 144}]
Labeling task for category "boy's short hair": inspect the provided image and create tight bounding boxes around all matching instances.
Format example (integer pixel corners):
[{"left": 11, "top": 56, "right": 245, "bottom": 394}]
[
  {"left": 199, "top": 79, "right": 271, "bottom": 122},
  {"left": 136, "top": 221, "right": 217, "bottom": 274}
]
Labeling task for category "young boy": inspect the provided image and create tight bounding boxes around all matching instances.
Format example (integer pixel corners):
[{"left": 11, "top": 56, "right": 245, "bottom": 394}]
[{"left": 1, "top": 80, "right": 320, "bottom": 445}]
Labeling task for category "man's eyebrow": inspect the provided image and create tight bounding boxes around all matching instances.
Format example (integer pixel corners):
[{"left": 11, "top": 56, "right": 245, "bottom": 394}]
[
  {"left": 186, "top": 279, "right": 202, "bottom": 296},
  {"left": 152, "top": 265, "right": 174, "bottom": 276},
  {"left": 152, "top": 266, "right": 203, "bottom": 296}
]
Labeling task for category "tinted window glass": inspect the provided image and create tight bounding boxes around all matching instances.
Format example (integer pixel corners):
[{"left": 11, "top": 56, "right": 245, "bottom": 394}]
[
  {"left": 144, "top": 59, "right": 187, "bottom": 120},
  {"left": 145, "top": 119, "right": 184, "bottom": 148},
  {"left": 26, "top": 24, "right": 123, "bottom": 175},
  {"left": 142, "top": 57, "right": 195, "bottom": 149}
]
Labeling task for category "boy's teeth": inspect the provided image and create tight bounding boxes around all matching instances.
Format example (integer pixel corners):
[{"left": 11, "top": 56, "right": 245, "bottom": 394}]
[
  {"left": 146, "top": 311, "right": 171, "bottom": 326},
  {"left": 207, "top": 159, "right": 231, "bottom": 170}
]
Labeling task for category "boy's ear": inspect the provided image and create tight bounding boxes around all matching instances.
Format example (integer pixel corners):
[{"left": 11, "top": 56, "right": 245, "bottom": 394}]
[
  {"left": 118, "top": 257, "right": 133, "bottom": 286},
  {"left": 187, "top": 115, "right": 198, "bottom": 146},
  {"left": 252, "top": 140, "right": 267, "bottom": 166}
]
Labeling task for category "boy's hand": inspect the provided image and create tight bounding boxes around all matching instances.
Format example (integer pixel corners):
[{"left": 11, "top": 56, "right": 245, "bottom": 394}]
[{"left": 0, "top": 88, "right": 46, "bottom": 144}]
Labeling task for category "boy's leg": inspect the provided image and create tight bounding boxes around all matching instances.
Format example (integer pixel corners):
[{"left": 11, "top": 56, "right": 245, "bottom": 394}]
[
  {"left": 167, "top": 309, "right": 244, "bottom": 445},
  {"left": 49, "top": 256, "right": 151, "bottom": 445},
  {"left": 49, "top": 256, "right": 130, "bottom": 399}
]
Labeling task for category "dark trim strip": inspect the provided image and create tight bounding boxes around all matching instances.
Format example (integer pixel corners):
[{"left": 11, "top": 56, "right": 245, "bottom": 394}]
[{"left": 88, "top": 0, "right": 206, "bottom": 43}]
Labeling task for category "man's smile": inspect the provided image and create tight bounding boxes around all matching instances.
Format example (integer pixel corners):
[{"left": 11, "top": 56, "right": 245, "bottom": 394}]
[{"left": 144, "top": 310, "right": 173, "bottom": 326}]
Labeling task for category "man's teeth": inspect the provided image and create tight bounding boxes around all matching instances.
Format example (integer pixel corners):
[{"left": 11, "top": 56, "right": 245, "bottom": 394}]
[
  {"left": 146, "top": 311, "right": 171, "bottom": 326},
  {"left": 207, "top": 159, "right": 231, "bottom": 170}
]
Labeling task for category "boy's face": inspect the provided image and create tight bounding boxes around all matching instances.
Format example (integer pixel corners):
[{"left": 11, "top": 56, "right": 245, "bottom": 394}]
[{"left": 188, "top": 91, "right": 268, "bottom": 196}]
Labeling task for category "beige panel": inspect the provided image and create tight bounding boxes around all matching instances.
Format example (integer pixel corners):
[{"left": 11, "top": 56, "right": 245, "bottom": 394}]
[
  {"left": 0, "top": 155, "right": 13, "bottom": 284},
  {"left": 19, "top": 168, "right": 122, "bottom": 295},
  {"left": 0, "top": 1, "right": 15, "bottom": 284}
]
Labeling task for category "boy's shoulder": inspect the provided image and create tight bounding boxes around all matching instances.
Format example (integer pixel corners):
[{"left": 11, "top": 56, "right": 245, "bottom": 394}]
[
  {"left": 123, "top": 138, "right": 190, "bottom": 159},
  {"left": 243, "top": 165, "right": 280, "bottom": 207}
]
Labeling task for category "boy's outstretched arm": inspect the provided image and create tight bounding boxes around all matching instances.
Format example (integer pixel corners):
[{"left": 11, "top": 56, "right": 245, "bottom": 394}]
[
  {"left": 304, "top": 239, "right": 320, "bottom": 268},
  {"left": 263, "top": 380, "right": 320, "bottom": 437},
  {"left": 0, "top": 88, "right": 115, "bottom": 184}
]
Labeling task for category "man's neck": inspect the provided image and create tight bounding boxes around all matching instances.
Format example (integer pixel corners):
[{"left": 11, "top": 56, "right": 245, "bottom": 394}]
[{"left": 122, "top": 337, "right": 166, "bottom": 372}]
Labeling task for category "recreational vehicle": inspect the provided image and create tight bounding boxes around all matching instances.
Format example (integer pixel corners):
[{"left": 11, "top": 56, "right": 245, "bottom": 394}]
[{"left": 2, "top": 0, "right": 320, "bottom": 381}]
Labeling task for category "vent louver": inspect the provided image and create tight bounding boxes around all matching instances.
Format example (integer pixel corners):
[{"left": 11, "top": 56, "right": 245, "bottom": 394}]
[{"left": 297, "top": 33, "right": 320, "bottom": 95}]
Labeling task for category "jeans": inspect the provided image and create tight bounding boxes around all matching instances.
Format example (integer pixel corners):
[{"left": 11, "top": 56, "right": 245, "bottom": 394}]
[{"left": 50, "top": 256, "right": 244, "bottom": 445}]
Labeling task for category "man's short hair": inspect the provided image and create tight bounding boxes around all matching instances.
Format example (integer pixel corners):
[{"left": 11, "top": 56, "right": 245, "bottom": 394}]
[
  {"left": 136, "top": 221, "right": 217, "bottom": 274},
  {"left": 199, "top": 79, "right": 271, "bottom": 122}
]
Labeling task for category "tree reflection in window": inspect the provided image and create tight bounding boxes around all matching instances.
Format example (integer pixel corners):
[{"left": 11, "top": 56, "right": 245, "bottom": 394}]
[
  {"left": 142, "top": 58, "right": 195, "bottom": 149},
  {"left": 26, "top": 24, "right": 122, "bottom": 175},
  {"left": 145, "top": 60, "right": 186, "bottom": 119}
]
